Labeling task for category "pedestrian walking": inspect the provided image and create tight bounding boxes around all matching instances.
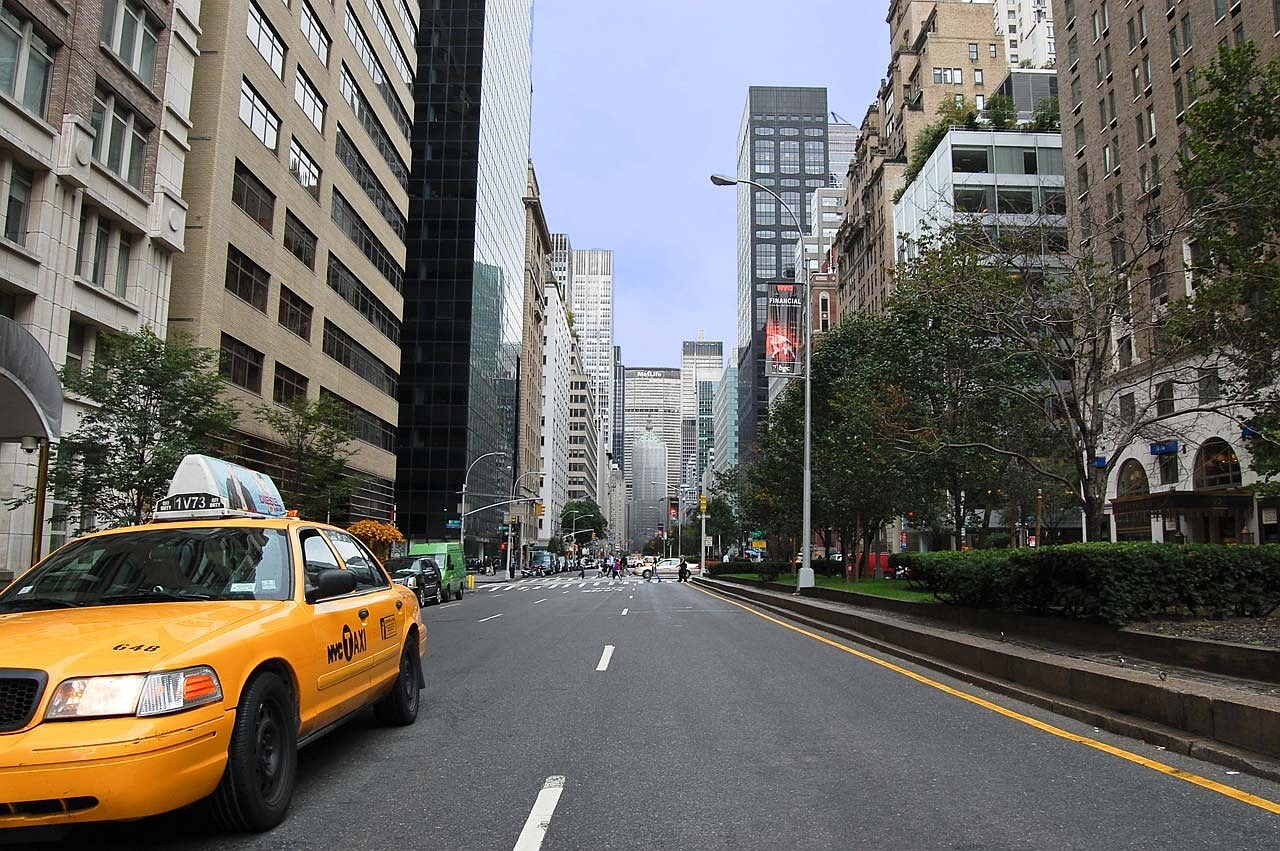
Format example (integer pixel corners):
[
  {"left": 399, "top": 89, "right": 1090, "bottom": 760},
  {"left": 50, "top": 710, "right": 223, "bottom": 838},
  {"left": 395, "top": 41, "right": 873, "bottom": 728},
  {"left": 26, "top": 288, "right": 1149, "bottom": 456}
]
[
  {"left": 578, "top": 557, "right": 585, "bottom": 579},
  {"left": 611, "top": 557, "right": 621, "bottom": 582},
  {"left": 677, "top": 558, "right": 690, "bottom": 582}
]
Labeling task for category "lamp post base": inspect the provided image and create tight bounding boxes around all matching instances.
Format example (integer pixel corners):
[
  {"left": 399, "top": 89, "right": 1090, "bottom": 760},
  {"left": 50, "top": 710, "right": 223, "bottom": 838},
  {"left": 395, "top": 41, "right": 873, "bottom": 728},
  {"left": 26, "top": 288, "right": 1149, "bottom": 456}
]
[{"left": 797, "top": 566, "right": 815, "bottom": 589}]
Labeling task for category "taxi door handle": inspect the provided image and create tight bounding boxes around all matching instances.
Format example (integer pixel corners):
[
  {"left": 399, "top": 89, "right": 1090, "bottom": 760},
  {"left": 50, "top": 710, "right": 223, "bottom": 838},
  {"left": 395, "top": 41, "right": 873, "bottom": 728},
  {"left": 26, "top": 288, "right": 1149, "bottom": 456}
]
[{"left": 358, "top": 608, "right": 369, "bottom": 620}]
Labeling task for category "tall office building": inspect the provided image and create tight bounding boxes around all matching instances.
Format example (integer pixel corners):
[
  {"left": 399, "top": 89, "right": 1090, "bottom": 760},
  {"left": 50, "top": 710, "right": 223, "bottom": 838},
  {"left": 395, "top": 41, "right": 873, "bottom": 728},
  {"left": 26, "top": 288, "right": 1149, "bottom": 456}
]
[
  {"left": 569, "top": 248, "right": 614, "bottom": 499},
  {"left": 680, "top": 339, "right": 722, "bottom": 485},
  {"left": 0, "top": 0, "right": 201, "bottom": 574},
  {"left": 994, "top": 0, "right": 1057, "bottom": 68},
  {"left": 538, "top": 280, "right": 573, "bottom": 544},
  {"left": 712, "top": 362, "right": 739, "bottom": 478},
  {"left": 397, "top": 0, "right": 534, "bottom": 550},
  {"left": 550, "top": 232, "right": 573, "bottom": 305},
  {"left": 622, "top": 367, "right": 682, "bottom": 498},
  {"left": 628, "top": 429, "right": 667, "bottom": 550},
  {"left": 567, "top": 363, "right": 598, "bottom": 503},
  {"left": 735, "top": 86, "right": 829, "bottom": 462},
  {"left": 518, "top": 162, "right": 551, "bottom": 542},
  {"left": 611, "top": 346, "right": 626, "bottom": 472},
  {"left": 828, "top": 119, "right": 859, "bottom": 185}
]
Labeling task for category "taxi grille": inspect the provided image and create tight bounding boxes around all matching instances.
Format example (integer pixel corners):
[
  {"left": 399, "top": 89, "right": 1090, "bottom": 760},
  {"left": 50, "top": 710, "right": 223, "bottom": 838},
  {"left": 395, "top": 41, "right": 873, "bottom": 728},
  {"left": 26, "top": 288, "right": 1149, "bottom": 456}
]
[
  {"left": 0, "top": 797, "right": 98, "bottom": 818},
  {"left": 0, "top": 669, "right": 47, "bottom": 733}
]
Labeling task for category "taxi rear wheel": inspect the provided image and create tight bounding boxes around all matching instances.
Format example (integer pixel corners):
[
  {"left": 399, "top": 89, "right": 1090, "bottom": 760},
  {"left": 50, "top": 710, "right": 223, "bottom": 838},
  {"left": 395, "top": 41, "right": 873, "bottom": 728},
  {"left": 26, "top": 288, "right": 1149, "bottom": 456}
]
[
  {"left": 209, "top": 672, "right": 297, "bottom": 832},
  {"left": 374, "top": 643, "right": 421, "bottom": 726}
]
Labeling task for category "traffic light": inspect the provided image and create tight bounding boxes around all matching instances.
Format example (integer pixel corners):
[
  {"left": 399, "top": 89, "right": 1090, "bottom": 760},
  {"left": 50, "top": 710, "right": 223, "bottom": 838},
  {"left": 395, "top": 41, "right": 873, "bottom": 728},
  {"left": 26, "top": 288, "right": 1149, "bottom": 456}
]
[
  {"left": 535, "top": 502, "right": 545, "bottom": 517},
  {"left": 591, "top": 530, "right": 597, "bottom": 540}
]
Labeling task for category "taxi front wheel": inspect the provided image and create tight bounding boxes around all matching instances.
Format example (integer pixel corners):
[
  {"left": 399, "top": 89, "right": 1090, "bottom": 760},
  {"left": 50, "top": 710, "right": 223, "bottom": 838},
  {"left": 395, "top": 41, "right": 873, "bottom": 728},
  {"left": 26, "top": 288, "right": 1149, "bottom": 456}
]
[{"left": 209, "top": 672, "right": 298, "bottom": 832}]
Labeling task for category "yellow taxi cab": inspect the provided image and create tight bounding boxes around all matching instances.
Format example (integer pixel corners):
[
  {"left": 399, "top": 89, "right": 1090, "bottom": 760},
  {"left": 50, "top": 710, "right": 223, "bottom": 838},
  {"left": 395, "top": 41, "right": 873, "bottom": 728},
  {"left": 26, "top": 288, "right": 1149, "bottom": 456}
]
[{"left": 0, "top": 455, "right": 426, "bottom": 833}]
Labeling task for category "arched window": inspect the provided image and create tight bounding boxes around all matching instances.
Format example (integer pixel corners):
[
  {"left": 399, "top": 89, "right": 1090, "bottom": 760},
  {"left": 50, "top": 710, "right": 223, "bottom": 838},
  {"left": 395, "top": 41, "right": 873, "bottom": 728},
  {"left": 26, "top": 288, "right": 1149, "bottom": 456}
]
[
  {"left": 1116, "top": 459, "right": 1150, "bottom": 496},
  {"left": 1193, "top": 438, "right": 1243, "bottom": 490}
]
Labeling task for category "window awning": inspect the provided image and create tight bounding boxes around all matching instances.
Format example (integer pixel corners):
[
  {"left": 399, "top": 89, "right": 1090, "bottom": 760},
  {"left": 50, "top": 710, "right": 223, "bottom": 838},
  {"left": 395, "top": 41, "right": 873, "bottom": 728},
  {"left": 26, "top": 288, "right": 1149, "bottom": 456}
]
[{"left": 0, "top": 316, "right": 62, "bottom": 441}]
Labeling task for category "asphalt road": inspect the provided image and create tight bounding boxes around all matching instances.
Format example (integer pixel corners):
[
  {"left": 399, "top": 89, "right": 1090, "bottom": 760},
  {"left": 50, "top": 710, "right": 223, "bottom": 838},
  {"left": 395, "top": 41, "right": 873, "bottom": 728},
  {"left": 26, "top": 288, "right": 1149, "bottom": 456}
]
[{"left": 47, "top": 574, "right": 1280, "bottom": 850}]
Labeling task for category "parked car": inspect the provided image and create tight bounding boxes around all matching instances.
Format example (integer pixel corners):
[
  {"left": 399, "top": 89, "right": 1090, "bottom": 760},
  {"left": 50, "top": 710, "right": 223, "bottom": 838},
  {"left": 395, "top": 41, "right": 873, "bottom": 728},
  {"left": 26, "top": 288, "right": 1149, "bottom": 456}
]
[
  {"left": 0, "top": 454, "right": 425, "bottom": 833},
  {"left": 386, "top": 556, "right": 444, "bottom": 606}
]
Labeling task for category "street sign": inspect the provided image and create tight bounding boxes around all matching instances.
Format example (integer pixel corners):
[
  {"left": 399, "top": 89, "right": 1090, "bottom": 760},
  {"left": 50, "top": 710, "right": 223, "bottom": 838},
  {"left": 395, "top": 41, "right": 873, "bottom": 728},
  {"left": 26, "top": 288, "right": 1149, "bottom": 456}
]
[
  {"left": 498, "top": 525, "right": 509, "bottom": 532},
  {"left": 1149, "top": 440, "right": 1179, "bottom": 456},
  {"left": 445, "top": 519, "right": 461, "bottom": 530},
  {"left": 751, "top": 540, "right": 767, "bottom": 550}
]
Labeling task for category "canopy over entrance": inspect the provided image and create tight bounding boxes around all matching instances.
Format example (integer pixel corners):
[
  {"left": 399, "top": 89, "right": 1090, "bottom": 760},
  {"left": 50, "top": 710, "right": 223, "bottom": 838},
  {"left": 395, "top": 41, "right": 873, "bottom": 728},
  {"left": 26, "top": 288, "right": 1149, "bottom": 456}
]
[{"left": 0, "top": 316, "right": 62, "bottom": 442}]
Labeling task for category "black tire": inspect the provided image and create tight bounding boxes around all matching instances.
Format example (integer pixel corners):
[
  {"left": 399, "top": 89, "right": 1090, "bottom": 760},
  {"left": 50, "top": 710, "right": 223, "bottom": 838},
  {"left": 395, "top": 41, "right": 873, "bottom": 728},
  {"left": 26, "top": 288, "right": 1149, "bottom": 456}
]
[
  {"left": 456, "top": 581, "right": 464, "bottom": 599},
  {"left": 374, "top": 643, "right": 421, "bottom": 726},
  {"left": 440, "top": 585, "right": 451, "bottom": 603},
  {"left": 642, "top": 569, "right": 652, "bottom": 580},
  {"left": 417, "top": 586, "right": 428, "bottom": 607},
  {"left": 208, "top": 672, "right": 297, "bottom": 833}
]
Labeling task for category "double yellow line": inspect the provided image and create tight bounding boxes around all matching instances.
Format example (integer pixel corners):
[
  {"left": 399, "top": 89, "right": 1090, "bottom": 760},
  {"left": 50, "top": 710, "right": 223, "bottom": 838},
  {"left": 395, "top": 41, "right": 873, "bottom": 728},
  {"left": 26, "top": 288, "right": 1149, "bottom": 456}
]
[{"left": 694, "top": 585, "right": 1280, "bottom": 815}]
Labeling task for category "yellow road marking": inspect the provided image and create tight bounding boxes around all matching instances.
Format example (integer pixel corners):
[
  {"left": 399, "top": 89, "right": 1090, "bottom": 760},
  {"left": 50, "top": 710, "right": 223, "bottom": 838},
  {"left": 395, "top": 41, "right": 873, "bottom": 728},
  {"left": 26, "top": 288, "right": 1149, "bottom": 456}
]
[{"left": 693, "top": 584, "right": 1280, "bottom": 815}]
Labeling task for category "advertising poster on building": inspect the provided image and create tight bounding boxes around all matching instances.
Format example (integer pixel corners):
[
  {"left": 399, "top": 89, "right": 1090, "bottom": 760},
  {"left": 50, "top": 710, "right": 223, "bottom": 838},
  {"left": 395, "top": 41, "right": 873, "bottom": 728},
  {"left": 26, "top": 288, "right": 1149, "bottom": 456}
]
[{"left": 765, "top": 282, "right": 803, "bottom": 377}]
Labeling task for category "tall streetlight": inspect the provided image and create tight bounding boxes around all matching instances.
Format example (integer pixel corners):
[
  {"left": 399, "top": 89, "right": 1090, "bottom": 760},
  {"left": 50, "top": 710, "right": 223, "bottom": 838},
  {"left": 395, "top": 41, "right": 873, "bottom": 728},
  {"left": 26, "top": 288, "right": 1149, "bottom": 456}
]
[
  {"left": 461, "top": 451, "right": 510, "bottom": 565},
  {"left": 507, "top": 470, "right": 544, "bottom": 579},
  {"left": 711, "top": 173, "right": 814, "bottom": 589}
]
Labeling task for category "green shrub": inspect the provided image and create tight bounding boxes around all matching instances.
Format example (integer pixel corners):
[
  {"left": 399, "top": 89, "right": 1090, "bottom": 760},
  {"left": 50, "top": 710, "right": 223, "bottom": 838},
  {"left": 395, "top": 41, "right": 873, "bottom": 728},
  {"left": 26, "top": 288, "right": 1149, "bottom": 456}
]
[{"left": 890, "top": 543, "right": 1280, "bottom": 625}]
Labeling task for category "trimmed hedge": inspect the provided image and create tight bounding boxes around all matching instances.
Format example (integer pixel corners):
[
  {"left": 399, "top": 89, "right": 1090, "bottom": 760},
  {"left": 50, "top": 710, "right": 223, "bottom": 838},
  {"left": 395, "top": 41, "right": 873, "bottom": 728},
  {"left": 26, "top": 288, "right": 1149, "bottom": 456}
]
[{"left": 890, "top": 543, "right": 1280, "bottom": 625}]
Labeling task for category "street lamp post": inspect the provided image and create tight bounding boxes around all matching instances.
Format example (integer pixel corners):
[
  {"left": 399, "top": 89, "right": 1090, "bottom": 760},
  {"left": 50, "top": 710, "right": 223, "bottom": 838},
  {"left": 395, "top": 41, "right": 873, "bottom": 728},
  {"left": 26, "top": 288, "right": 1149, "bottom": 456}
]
[
  {"left": 507, "top": 470, "right": 545, "bottom": 579},
  {"left": 461, "top": 451, "right": 509, "bottom": 568},
  {"left": 711, "top": 174, "right": 814, "bottom": 589}
]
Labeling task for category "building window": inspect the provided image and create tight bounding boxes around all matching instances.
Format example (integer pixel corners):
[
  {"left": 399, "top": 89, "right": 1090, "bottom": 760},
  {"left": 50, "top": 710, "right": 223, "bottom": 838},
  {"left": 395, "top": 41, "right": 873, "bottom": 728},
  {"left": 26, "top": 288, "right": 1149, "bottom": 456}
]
[
  {"left": 272, "top": 362, "right": 308, "bottom": 405},
  {"left": 753, "top": 139, "right": 774, "bottom": 173},
  {"left": 239, "top": 78, "right": 279, "bottom": 151},
  {"left": 779, "top": 140, "right": 800, "bottom": 174},
  {"left": 974, "top": 69, "right": 983, "bottom": 85},
  {"left": 359, "top": 0, "right": 412, "bottom": 84},
  {"left": 245, "top": 1, "right": 285, "bottom": 77},
  {"left": 283, "top": 210, "right": 317, "bottom": 269},
  {"left": 968, "top": 42, "right": 978, "bottom": 61},
  {"left": 231, "top": 160, "right": 275, "bottom": 231},
  {"left": 294, "top": 70, "right": 325, "bottom": 132},
  {"left": 65, "top": 320, "right": 86, "bottom": 375},
  {"left": 278, "top": 285, "right": 312, "bottom": 340},
  {"left": 288, "top": 137, "right": 321, "bottom": 199},
  {"left": 224, "top": 244, "right": 269, "bottom": 312},
  {"left": 342, "top": 6, "right": 411, "bottom": 135},
  {"left": 804, "top": 140, "right": 823, "bottom": 174},
  {"left": 91, "top": 218, "right": 109, "bottom": 287},
  {"left": 220, "top": 333, "right": 263, "bottom": 394},
  {"left": 1156, "top": 381, "right": 1175, "bottom": 417},
  {"left": 100, "top": 0, "right": 158, "bottom": 86},
  {"left": 338, "top": 67, "right": 408, "bottom": 187},
  {"left": 335, "top": 127, "right": 406, "bottom": 238},
  {"left": 1159, "top": 452, "right": 1178, "bottom": 486},
  {"left": 1118, "top": 334, "right": 1133, "bottom": 368},
  {"left": 91, "top": 88, "right": 149, "bottom": 188},
  {"left": 3, "top": 163, "right": 32, "bottom": 245},
  {"left": 1119, "top": 392, "right": 1136, "bottom": 426},
  {"left": 321, "top": 319, "right": 397, "bottom": 397},
  {"left": 754, "top": 243, "right": 777, "bottom": 278},
  {"left": 331, "top": 190, "right": 403, "bottom": 291},
  {"left": 322, "top": 388, "right": 395, "bottom": 451},
  {"left": 115, "top": 231, "right": 132, "bottom": 298},
  {"left": 300, "top": 0, "right": 331, "bottom": 65},
  {"left": 0, "top": 6, "right": 53, "bottom": 117},
  {"left": 1198, "top": 368, "right": 1221, "bottom": 404},
  {"left": 327, "top": 253, "right": 400, "bottom": 343}
]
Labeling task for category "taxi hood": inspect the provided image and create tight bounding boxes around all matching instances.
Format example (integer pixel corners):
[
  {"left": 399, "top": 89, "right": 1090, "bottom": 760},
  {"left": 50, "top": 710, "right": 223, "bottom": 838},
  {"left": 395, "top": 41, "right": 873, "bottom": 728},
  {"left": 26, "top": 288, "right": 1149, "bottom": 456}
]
[{"left": 0, "top": 602, "right": 284, "bottom": 680}]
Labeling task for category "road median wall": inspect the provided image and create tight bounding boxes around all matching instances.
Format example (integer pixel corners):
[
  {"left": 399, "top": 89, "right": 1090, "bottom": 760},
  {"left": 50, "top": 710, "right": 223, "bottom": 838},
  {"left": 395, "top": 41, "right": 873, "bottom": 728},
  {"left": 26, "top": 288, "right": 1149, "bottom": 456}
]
[{"left": 695, "top": 576, "right": 1280, "bottom": 775}]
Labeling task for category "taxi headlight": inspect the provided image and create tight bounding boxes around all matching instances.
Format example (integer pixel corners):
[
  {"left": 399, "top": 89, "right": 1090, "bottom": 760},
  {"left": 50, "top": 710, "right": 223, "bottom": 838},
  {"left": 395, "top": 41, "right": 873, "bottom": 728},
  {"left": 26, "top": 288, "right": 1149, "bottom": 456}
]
[{"left": 46, "top": 667, "right": 223, "bottom": 720}]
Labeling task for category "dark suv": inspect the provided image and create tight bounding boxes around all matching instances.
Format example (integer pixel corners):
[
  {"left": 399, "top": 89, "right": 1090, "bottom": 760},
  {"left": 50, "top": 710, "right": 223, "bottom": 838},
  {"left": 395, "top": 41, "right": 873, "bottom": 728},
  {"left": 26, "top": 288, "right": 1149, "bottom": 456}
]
[{"left": 385, "top": 556, "right": 444, "bottom": 606}]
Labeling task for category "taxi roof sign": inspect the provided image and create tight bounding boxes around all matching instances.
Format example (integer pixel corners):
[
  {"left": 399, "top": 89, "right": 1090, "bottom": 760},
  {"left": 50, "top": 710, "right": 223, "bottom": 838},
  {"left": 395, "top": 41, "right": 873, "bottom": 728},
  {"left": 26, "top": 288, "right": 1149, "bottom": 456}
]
[{"left": 153, "top": 454, "right": 287, "bottom": 521}]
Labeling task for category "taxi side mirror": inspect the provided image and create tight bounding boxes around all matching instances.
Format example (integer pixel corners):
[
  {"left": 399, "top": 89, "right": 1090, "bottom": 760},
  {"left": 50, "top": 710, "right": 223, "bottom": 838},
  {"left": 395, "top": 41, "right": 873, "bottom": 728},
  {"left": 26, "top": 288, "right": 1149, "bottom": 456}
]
[{"left": 307, "top": 568, "right": 358, "bottom": 603}]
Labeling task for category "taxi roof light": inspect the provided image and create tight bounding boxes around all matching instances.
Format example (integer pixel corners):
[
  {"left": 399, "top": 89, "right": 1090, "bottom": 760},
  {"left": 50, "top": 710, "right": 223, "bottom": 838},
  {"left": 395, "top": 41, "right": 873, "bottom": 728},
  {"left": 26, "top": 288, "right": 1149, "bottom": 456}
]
[{"left": 152, "top": 455, "right": 288, "bottom": 523}]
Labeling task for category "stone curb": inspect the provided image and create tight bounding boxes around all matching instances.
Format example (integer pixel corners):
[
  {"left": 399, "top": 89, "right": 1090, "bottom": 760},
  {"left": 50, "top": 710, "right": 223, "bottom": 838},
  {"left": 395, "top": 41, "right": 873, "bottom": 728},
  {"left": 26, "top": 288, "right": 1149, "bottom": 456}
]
[{"left": 694, "top": 577, "right": 1280, "bottom": 784}]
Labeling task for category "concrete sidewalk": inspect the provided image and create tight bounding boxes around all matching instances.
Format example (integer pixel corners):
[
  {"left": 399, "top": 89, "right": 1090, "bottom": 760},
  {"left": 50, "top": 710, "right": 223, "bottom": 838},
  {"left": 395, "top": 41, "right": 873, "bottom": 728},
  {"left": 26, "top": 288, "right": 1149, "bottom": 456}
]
[{"left": 694, "top": 576, "right": 1280, "bottom": 782}]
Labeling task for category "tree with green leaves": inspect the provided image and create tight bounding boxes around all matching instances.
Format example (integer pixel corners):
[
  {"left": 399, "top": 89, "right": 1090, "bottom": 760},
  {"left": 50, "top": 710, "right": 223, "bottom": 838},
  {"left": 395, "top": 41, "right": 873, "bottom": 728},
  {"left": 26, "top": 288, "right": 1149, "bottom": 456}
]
[
  {"left": 253, "top": 394, "right": 358, "bottom": 521},
  {"left": 1032, "top": 96, "right": 1061, "bottom": 132},
  {"left": 1173, "top": 42, "right": 1280, "bottom": 482},
  {"left": 984, "top": 94, "right": 1018, "bottom": 129},
  {"left": 22, "top": 329, "right": 237, "bottom": 532},
  {"left": 558, "top": 499, "right": 606, "bottom": 547}
]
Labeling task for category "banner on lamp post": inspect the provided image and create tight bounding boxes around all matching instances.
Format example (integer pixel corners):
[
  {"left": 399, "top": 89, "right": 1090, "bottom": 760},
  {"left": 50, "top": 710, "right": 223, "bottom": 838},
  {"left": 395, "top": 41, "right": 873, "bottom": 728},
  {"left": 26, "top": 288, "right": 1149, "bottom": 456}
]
[{"left": 765, "top": 281, "right": 804, "bottom": 377}]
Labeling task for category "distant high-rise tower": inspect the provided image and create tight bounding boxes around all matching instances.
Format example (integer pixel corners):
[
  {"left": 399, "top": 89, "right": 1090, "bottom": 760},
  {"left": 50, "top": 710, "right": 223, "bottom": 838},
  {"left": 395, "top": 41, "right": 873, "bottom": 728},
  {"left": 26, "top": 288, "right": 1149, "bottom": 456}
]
[
  {"left": 550, "top": 233, "right": 574, "bottom": 306},
  {"left": 622, "top": 368, "right": 683, "bottom": 500},
  {"left": 736, "top": 86, "right": 829, "bottom": 462},
  {"left": 681, "top": 340, "right": 723, "bottom": 486},
  {"left": 396, "top": 0, "right": 534, "bottom": 550},
  {"left": 612, "top": 346, "right": 626, "bottom": 472},
  {"left": 570, "top": 249, "right": 614, "bottom": 501}
]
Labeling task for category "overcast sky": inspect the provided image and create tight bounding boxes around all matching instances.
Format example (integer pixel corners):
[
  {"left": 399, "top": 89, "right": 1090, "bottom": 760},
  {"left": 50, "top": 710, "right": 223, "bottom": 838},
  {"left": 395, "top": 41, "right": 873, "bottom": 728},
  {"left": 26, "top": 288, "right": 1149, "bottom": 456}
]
[{"left": 529, "top": 1, "right": 888, "bottom": 370}]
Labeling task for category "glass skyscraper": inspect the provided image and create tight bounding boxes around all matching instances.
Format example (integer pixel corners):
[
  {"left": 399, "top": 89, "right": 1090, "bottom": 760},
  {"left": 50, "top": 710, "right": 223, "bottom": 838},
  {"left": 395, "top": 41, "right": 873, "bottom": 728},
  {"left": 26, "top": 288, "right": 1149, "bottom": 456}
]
[
  {"left": 397, "top": 0, "right": 533, "bottom": 547},
  {"left": 735, "top": 87, "right": 828, "bottom": 462}
]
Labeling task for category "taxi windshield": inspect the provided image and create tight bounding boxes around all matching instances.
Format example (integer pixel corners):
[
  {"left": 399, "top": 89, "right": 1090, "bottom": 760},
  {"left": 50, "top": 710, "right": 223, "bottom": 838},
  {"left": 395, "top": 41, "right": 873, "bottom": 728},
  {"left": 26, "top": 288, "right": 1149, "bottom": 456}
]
[{"left": 0, "top": 527, "right": 293, "bottom": 611}]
